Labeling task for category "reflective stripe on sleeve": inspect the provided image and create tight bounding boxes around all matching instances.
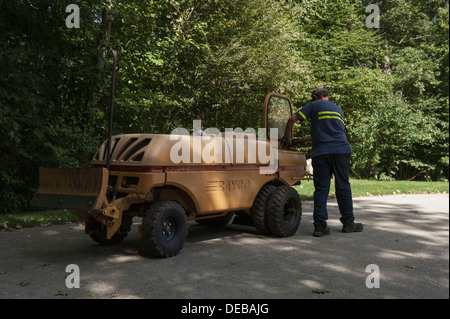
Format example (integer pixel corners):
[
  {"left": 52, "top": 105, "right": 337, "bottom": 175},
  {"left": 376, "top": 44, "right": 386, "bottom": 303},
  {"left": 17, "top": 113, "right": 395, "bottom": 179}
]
[{"left": 298, "top": 111, "right": 307, "bottom": 121}]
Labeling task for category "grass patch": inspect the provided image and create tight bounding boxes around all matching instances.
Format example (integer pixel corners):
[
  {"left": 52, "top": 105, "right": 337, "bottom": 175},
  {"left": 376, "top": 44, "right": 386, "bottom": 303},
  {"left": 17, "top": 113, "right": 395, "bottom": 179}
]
[
  {"left": 295, "top": 179, "right": 449, "bottom": 201},
  {"left": 1, "top": 209, "right": 82, "bottom": 230}
]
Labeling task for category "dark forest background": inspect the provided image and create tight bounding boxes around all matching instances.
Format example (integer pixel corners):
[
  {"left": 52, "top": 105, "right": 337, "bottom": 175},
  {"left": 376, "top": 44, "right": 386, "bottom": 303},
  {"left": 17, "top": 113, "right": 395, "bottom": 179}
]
[{"left": 1, "top": 0, "right": 448, "bottom": 213}]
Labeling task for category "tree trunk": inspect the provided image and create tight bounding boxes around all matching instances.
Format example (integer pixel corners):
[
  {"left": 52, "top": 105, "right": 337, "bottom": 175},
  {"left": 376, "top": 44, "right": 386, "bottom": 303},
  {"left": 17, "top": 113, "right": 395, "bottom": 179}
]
[
  {"left": 79, "top": 1, "right": 113, "bottom": 167},
  {"left": 85, "top": 0, "right": 113, "bottom": 116},
  {"left": 383, "top": 44, "right": 391, "bottom": 75}
]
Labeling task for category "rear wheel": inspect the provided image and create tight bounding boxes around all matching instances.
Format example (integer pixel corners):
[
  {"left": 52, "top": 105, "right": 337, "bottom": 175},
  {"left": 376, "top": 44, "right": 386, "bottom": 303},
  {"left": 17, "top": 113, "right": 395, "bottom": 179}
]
[
  {"left": 267, "top": 186, "right": 302, "bottom": 237},
  {"left": 139, "top": 201, "right": 188, "bottom": 258},
  {"left": 251, "top": 184, "right": 276, "bottom": 234}
]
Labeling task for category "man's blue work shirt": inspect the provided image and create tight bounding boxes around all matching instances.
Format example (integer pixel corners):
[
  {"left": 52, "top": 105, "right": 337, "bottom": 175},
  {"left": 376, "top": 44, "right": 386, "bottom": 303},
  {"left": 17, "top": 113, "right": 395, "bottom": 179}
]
[{"left": 295, "top": 100, "right": 352, "bottom": 158}]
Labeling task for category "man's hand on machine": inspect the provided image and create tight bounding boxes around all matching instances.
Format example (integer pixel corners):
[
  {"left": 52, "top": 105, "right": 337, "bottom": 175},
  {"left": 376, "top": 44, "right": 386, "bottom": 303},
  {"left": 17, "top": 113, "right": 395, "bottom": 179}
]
[
  {"left": 280, "top": 137, "right": 292, "bottom": 149},
  {"left": 280, "top": 136, "right": 312, "bottom": 149},
  {"left": 292, "top": 136, "right": 312, "bottom": 145}
]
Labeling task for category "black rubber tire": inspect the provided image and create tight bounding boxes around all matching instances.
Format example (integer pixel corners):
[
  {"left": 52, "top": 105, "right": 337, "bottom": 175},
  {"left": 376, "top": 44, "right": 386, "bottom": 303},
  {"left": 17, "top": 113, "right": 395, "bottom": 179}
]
[
  {"left": 267, "top": 186, "right": 302, "bottom": 237},
  {"left": 139, "top": 201, "right": 188, "bottom": 258},
  {"left": 88, "top": 216, "right": 132, "bottom": 245},
  {"left": 196, "top": 212, "right": 234, "bottom": 227},
  {"left": 251, "top": 184, "right": 277, "bottom": 234}
]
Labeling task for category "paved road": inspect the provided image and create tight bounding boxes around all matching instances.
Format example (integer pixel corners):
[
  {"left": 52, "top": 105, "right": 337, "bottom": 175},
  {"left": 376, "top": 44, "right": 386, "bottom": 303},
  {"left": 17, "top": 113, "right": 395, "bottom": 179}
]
[{"left": 0, "top": 194, "right": 448, "bottom": 299}]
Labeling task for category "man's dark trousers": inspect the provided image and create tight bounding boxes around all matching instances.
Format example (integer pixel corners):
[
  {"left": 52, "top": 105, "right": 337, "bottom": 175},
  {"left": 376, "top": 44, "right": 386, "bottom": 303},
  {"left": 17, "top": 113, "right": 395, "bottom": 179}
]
[{"left": 312, "top": 154, "right": 354, "bottom": 227}]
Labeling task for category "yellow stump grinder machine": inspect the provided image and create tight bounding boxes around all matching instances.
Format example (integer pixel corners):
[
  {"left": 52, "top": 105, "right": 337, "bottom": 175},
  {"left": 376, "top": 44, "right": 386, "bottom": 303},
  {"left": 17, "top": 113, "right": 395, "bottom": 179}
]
[{"left": 32, "top": 52, "right": 310, "bottom": 257}]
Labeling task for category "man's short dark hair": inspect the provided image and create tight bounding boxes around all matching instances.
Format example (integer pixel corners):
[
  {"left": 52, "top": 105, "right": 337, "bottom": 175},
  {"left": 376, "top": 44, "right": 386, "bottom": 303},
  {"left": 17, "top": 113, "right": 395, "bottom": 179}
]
[{"left": 311, "top": 86, "right": 330, "bottom": 100}]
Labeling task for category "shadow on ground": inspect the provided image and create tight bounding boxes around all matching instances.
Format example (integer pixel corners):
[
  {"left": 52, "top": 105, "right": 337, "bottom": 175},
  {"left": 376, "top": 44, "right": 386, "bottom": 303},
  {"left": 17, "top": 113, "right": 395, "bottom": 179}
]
[{"left": 0, "top": 194, "right": 448, "bottom": 299}]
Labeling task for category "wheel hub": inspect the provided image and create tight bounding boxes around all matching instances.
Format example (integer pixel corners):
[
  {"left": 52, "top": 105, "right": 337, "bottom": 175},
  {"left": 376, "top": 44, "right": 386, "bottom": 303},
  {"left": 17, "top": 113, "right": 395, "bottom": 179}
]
[{"left": 162, "top": 217, "right": 177, "bottom": 241}]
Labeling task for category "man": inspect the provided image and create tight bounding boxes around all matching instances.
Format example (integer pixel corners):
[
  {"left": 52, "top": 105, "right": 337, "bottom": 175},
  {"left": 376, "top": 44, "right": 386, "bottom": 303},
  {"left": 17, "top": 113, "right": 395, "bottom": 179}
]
[{"left": 282, "top": 86, "right": 363, "bottom": 237}]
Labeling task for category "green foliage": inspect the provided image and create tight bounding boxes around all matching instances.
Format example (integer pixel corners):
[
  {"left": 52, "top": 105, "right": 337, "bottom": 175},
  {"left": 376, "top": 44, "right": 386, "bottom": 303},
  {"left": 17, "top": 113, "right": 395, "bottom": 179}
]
[
  {"left": 0, "top": 0, "right": 448, "bottom": 213},
  {"left": 290, "top": 0, "right": 449, "bottom": 180},
  {"left": 350, "top": 93, "right": 437, "bottom": 179},
  {"left": 111, "top": 0, "right": 306, "bottom": 133},
  {"left": 0, "top": 0, "right": 106, "bottom": 213}
]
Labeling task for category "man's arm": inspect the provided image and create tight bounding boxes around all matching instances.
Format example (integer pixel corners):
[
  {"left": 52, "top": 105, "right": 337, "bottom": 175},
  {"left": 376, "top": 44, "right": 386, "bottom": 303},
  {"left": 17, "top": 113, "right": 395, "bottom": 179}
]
[{"left": 283, "top": 113, "right": 300, "bottom": 141}]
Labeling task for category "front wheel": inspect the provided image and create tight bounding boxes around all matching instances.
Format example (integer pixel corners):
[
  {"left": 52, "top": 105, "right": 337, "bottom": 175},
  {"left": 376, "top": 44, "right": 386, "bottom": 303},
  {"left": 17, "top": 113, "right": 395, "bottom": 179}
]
[
  {"left": 267, "top": 186, "right": 302, "bottom": 237},
  {"left": 139, "top": 201, "right": 188, "bottom": 258}
]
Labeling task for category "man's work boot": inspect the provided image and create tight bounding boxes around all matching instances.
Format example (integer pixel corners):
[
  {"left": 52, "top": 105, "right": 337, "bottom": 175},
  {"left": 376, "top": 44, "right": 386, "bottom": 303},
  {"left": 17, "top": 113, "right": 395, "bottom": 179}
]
[
  {"left": 313, "top": 225, "right": 331, "bottom": 237},
  {"left": 342, "top": 222, "right": 364, "bottom": 233}
]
